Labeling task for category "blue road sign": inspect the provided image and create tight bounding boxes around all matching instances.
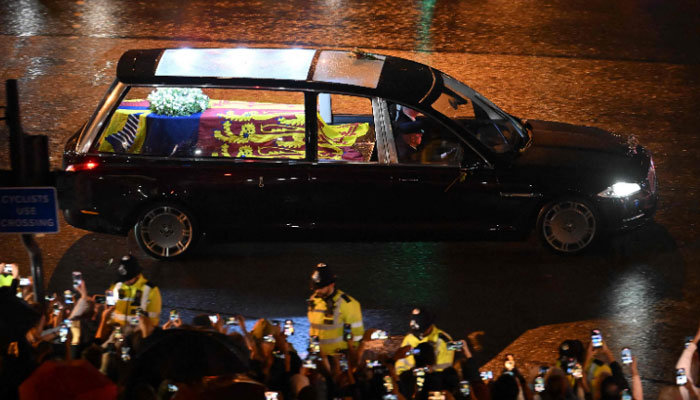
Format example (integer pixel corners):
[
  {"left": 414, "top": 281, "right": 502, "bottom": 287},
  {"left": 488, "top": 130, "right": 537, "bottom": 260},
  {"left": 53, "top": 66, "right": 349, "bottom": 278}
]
[{"left": 0, "top": 187, "right": 59, "bottom": 234}]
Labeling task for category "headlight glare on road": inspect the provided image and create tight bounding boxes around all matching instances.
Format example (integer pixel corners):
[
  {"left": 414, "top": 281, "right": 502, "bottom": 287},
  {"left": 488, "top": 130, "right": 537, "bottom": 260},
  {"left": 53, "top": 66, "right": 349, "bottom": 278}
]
[{"left": 598, "top": 182, "right": 641, "bottom": 198}]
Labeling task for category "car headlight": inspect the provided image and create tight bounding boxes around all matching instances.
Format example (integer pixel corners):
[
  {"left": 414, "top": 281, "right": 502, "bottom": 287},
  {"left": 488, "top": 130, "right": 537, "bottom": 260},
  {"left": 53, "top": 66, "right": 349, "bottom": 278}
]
[{"left": 597, "top": 182, "right": 641, "bottom": 198}]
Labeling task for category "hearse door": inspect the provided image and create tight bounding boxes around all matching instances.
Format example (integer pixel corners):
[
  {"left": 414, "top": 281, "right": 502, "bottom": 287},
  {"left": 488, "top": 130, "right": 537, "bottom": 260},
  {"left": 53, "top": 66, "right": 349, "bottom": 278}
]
[
  {"left": 305, "top": 95, "right": 398, "bottom": 235},
  {"left": 387, "top": 122, "right": 503, "bottom": 233}
]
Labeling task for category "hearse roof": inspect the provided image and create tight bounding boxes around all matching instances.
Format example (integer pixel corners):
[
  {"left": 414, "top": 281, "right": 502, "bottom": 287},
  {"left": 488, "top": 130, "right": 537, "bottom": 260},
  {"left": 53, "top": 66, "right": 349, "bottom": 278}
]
[{"left": 117, "top": 48, "right": 439, "bottom": 105}]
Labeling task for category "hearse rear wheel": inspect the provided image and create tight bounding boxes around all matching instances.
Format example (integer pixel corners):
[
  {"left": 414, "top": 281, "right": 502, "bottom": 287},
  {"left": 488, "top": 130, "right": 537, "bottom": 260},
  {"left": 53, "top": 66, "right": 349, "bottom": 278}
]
[
  {"left": 134, "top": 203, "right": 198, "bottom": 260},
  {"left": 537, "top": 198, "right": 598, "bottom": 254}
]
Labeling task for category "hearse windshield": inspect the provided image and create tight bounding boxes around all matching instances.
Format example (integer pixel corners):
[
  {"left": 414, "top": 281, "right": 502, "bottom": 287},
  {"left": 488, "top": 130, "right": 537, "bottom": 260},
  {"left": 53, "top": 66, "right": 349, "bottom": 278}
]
[{"left": 432, "top": 73, "right": 526, "bottom": 154}]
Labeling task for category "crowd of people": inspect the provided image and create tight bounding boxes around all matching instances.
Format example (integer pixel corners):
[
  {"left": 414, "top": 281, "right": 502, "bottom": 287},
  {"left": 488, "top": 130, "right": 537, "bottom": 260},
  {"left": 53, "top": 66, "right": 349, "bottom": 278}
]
[{"left": 0, "top": 258, "right": 697, "bottom": 400}]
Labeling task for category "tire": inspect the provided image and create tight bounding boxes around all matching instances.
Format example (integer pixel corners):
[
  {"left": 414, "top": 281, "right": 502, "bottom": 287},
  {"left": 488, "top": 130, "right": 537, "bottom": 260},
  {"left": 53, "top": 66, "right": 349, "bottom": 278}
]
[
  {"left": 536, "top": 198, "right": 598, "bottom": 254},
  {"left": 134, "top": 203, "right": 198, "bottom": 259}
]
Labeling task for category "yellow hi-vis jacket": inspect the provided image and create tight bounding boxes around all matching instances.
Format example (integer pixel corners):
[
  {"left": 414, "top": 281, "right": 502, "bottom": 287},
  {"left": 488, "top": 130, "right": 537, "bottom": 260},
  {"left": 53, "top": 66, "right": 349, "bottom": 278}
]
[
  {"left": 307, "top": 289, "right": 364, "bottom": 355},
  {"left": 109, "top": 274, "right": 161, "bottom": 326},
  {"left": 0, "top": 274, "right": 14, "bottom": 287},
  {"left": 395, "top": 325, "right": 454, "bottom": 374}
]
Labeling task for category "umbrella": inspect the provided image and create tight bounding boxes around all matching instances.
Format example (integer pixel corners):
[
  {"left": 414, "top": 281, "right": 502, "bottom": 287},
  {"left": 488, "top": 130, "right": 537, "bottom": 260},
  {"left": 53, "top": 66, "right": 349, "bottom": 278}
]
[
  {"left": 19, "top": 359, "right": 117, "bottom": 400},
  {"left": 124, "top": 329, "right": 250, "bottom": 394}
]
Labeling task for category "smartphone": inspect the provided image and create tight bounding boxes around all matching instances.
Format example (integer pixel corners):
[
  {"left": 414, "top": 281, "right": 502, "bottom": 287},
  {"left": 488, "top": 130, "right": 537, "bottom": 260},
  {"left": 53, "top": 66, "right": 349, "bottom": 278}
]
[
  {"left": 129, "top": 311, "right": 140, "bottom": 325},
  {"left": 302, "top": 358, "right": 317, "bottom": 369},
  {"left": 566, "top": 358, "right": 576, "bottom": 374},
  {"left": 3, "top": 264, "right": 12, "bottom": 274},
  {"left": 114, "top": 326, "right": 123, "bottom": 341},
  {"left": 64, "top": 290, "right": 73, "bottom": 304},
  {"left": 264, "top": 392, "right": 280, "bottom": 400},
  {"left": 226, "top": 316, "right": 237, "bottom": 325},
  {"left": 505, "top": 353, "right": 515, "bottom": 371},
  {"left": 677, "top": 368, "right": 688, "bottom": 385},
  {"left": 591, "top": 329, "right": 603, "bottom": 348},
  {"left": 571, "top": 363, "right": 583, "bottom": 379},
  {"left": 168, "top": 309, "right": 178, "bottom": 321},
  {"left": 52, "top": 303, "right": 61, "bottom": 316},
  {"left": 446, "top": 341, "right": 463, "bottom": 351},
  {"left": 685, "top": 336, "right": 694, "bottom": 348},
  {"left": 371, "top": 330, "right": 389, "bottom": 340},
  {"left": 343, "top": 323, "right": 353, "bottom": 341},
  {"left": 413, "top": 367, "right": 427, "bottom": 376},
  {"left": 94, "top": 295, "right": 106, "bottom": 304},
  {"left": 621, "top": 389, "right": 632, "bottom": 400},
  {"left": 263, "top": 334, "right": 276, "bottom": 343},
  {"left": 72, "top": 271, "right": 83, "bottom": 288},
  {"left": 167, "top": 384, "right": 178, "bottom": 393},
  {"left": 383, "top": 375, "right": 394, "bottom": 392},
  {"left": 367, "top": 359, "right": 382, "bottom": 368},
  {"left": 480, "top": 371, "right": 493, "bottom": 381},
  {"left": 283, "top": 319, "right": 294, "bottom": 336},
  {"left": 382, "top": 395, "right": 398, "bottom": 400},
  {"left": 334, "top": 352, "right": 347, "bottom": 371},
  {"left": 105, "top": 290, "right": 115, "bottom": 306},
  {"left": 534, "top": 376, "right": 545, "bottom": 392},
  {"left": 45, "top": 294, "right": 55, "bottom": 302},
  {"left": 16, "top": 288, "right": 23, "bottom": 298},
  {"left": 208, "top": 315, "right": 218, "bottom": 324},
  {"left": 621, "top": 347, "right": 632, "bottom": 364},
  {"left": 309, "top": 335, "right": 320, "bottom": 354},
  {"left": 459, "top": 380, "right": 470, "bottom": 396},
  {"left": 19, "top": 277, "right": 30, "bottom": 286},
  {"left": 428, "top": 392, "right": 445, "bottom": 400},
  {"left": 121, "top": 347, "right": 131, "bottom": 362},
  {"left": 59, "top": 324, "right": 68, "bottom": 342},
  {"left": 539, "top": 366, "right": 549, "bottom": 375}
]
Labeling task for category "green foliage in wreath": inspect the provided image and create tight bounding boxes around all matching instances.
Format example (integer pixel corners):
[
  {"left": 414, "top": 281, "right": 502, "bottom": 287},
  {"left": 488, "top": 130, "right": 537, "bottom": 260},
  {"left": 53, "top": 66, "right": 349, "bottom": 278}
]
[{"left": 147, "top": 87, "right": 210, "bottom": 116}]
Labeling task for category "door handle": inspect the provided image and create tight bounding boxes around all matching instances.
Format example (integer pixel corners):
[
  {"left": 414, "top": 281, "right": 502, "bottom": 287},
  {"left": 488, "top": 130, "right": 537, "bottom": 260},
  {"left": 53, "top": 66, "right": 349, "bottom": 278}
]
[{"left": 258, "top": 176, "right": 264, "bottom": 188}]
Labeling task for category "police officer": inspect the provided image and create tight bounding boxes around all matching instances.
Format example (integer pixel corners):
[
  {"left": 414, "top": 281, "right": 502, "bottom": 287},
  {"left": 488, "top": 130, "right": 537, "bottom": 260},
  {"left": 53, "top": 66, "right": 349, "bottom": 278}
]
[
  {"left": 307, "top": 263, "right": 364, "bottom": 355},
  {"left": 395, "top": 307, "right": 455, "bottom": 374},
  {"left": 0, "top": 263, "right": 18, "bottom": 288},
  {"left": 109, "top": 255, "right": 161, "bottom": 327}
]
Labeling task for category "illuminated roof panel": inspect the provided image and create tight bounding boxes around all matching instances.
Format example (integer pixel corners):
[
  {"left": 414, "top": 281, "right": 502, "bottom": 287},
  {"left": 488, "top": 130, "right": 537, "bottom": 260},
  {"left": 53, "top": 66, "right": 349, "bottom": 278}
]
[
  {"left": 312, "top": 51, "right": 385, "bottom": 89},
  {"left": 155, "top": 48, "right": 316, "bottom": 80}
]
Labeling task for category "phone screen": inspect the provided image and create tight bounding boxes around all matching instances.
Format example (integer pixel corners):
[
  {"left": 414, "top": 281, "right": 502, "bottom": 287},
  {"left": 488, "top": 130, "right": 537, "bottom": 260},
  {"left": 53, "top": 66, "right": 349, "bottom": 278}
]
[
  {"left": 591, "top": 329, "right": 603, "bottom": 348},
  {"left": 677, "top": 368, "right": 688, "bottom": 385},
  {"left": 64, "top": 290, "right": 73, "bottom": 304},
  {"left": 480, "top": 371, "right": 493, "bottom": 381},
  {"left": 505, "top": 354, "right": 515, "bottom": 370},
  {"left": 105, "top": 290, "right": 115, "bottom": 306},
  {"left": 284, "top": 320, "right": 294, "bottom": 336},
  {"left": 371, "top": 330, "right": 388, "bottom": 340},
  {"left": 459, "top": 380, "right": 470, "bottom": 396},
  {"left": 446, "top": 341, "right": 462, "bottom": 351},
  {"left": 208, "top": 315, "right": 218, "bottom": 324},
  {"left": 264, "top": 392, "right": 279, "bottom": 400},
  {"left": 534, "top": 376, "right": 545, "bottom": 392},
  {"left": 72, "top": 271, "right": 82, "bottom": 287},
  {"left": 621, "top": 347, "right": 632, "bottom": 364},
  {"left": 59, "top": 325, "right": 68, "bottom": 342},
  {"left": 3, "top": 265, "right": 12, "bottom": 274},
  {"left": 94, "top": 295, "right": 106, "bottom": 304},
  {"left": 309, "top": 335, "right": 320, "bottom": 354},
  {"left": 19, "top": 277, "right": 30, "bottom": 286},
  {"left": 685, "top": 336, "right": 694, "bottom": 348}
]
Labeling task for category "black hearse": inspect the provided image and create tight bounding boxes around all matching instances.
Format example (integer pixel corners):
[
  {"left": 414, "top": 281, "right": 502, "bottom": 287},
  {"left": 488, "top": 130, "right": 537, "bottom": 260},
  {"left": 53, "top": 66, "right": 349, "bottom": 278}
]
[{"left": 59, "top": 48, "right": 657, "bottom": 259}]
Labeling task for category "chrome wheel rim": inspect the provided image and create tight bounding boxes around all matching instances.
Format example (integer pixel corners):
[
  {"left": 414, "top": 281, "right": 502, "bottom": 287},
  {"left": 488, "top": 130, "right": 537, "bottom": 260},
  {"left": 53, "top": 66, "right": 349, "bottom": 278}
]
[
  {"left": 542, "top": 200, "right": 596, "bottom": 252},
  {"left": 137, "top": 206, "right": 193, "bottom": 258}
]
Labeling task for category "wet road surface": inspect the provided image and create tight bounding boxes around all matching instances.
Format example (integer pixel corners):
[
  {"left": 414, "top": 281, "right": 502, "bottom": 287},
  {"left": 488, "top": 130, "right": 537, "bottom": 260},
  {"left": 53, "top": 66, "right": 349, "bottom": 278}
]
[{"left": 1, "top": 0, "right": 700, "bottom": 395}]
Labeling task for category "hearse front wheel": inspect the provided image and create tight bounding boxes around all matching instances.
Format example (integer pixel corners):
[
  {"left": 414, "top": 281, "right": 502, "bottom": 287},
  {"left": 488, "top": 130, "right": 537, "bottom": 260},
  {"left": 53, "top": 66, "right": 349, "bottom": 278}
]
[
  {"left": 134, "top": 203, "right": 198, "bottom": 260},
  {"left": 537, "top": 198, "right": 598, "bottom": 254}
]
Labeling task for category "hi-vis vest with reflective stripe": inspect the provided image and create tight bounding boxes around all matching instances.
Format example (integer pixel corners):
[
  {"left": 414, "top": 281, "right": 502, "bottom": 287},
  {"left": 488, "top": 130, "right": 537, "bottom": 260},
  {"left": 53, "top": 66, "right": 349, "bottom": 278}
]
[
  {"left": 307, "top": 289, "right": 364, "bottom": 355},
  {"left": 395, "top": 326, "right": 455, "bottom": 374},
  {"left": 109, "top": 274, "right": 161, "bottom": 326}
]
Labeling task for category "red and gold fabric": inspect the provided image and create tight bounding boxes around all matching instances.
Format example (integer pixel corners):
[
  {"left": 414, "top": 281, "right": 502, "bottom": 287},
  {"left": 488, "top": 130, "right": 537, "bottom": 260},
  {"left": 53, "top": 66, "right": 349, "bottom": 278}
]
[{"left": 98, "top": 99, "right": 370, "bottom": 161}]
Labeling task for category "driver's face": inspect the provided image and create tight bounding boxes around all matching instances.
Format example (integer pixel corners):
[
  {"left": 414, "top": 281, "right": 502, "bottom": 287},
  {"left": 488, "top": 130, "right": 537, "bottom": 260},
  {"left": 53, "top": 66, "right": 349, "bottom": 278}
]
[{"left": 405, "top": 133, "right": 422, "bottom": 147}]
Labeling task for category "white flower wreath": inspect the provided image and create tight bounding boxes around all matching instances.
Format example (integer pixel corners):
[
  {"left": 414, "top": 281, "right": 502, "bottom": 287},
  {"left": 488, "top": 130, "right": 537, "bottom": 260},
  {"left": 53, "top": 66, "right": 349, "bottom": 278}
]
[{"left": 147, "top": 87, "right": 210, "bottom": 116}]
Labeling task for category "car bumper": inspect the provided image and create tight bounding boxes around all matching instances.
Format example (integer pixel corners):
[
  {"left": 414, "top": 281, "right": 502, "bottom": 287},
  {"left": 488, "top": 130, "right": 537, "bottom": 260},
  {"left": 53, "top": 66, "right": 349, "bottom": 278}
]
[
  {"left": 596, "top": 190, "right": 657, "bottom": 231},
  {"left": 63, "top": 208, "right": 129, "bottom": 236}
]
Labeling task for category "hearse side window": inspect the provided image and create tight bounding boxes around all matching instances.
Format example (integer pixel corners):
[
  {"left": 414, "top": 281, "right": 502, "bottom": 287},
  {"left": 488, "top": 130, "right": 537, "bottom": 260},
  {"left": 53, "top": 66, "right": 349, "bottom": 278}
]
[
  {"left": 95, "top": 87, "right": 307, "bottom": 160},
  {"left": 389, "top": 103, "right": 464, "bottom": 167},
  {"left": 316, "top": 93, "right": 377, "bottom": 163}
]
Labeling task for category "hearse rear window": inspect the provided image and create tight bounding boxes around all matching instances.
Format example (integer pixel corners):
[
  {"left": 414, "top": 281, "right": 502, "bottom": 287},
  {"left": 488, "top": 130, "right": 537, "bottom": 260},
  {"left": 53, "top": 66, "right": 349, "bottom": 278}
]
[{"left": 96, "top": 87, "right": 308, "bottom": 159}]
